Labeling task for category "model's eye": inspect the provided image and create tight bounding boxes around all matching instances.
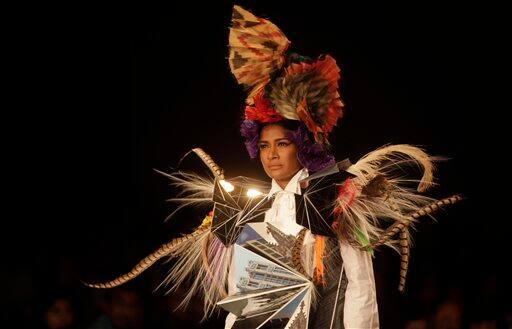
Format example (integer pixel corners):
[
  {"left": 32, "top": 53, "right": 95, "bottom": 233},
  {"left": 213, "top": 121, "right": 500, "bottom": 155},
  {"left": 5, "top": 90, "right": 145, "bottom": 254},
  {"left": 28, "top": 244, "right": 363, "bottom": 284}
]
[
  {"left": 258, "top": 144, "right": 268, "bottom": 150},
  {"left": 278, "top": 142, "right": 290, "bottom": 147}
]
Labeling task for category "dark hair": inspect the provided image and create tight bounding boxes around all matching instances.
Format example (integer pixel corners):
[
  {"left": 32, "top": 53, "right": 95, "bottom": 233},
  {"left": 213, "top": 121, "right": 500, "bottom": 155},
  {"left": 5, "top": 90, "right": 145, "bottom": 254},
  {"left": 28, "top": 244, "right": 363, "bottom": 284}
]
[{"left": 240, "top": 119, "right": 335, "bottom": 172}]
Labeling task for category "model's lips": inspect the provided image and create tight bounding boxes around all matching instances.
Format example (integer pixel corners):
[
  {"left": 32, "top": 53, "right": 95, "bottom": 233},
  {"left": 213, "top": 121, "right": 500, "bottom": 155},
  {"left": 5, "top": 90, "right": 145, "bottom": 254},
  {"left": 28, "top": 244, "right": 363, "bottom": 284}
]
[{"left": 268, "top": 164, "right": 283, "bottom": 170}]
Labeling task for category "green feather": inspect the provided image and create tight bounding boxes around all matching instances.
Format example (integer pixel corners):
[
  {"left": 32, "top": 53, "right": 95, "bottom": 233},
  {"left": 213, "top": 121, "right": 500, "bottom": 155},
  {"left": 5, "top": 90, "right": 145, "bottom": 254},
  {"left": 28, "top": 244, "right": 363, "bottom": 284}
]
[{"left": 354, "top": 226, "right": 374, "bottom": 256}]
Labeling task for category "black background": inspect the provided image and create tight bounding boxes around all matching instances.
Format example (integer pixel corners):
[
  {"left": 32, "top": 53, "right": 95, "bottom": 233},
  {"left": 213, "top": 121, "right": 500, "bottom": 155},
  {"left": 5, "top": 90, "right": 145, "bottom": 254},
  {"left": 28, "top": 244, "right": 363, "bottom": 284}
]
[{"left": 5, "top": 1, "right": 503, "bottom": 328}]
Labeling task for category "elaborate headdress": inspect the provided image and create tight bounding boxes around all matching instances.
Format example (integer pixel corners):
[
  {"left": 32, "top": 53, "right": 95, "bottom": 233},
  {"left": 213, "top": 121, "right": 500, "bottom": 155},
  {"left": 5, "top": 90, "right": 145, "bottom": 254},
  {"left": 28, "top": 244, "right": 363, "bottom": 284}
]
[{"left": 229, "top": 5, "right": 343, "bottom": 171}]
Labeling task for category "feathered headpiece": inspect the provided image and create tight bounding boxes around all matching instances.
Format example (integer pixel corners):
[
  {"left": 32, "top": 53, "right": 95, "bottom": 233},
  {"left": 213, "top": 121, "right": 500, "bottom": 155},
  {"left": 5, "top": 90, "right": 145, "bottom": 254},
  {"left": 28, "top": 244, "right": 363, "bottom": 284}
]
[{"left": 229, "top": 5, "right": 344, "bottom": 147}]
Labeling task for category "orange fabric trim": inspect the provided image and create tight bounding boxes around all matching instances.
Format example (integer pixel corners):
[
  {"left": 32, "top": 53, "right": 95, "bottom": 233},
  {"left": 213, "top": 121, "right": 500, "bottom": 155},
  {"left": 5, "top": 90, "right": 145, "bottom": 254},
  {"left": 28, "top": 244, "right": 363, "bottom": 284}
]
[{"left": 313, "top": 235, "right": 326, "bottom": 285}]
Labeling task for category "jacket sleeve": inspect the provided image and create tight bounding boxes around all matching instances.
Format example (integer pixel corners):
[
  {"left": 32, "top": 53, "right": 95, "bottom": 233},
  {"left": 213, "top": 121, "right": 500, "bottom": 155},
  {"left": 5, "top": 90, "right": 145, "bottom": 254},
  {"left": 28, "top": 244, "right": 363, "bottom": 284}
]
[{"left": 340, "top": 241, "right": 380, "bottom": 329}]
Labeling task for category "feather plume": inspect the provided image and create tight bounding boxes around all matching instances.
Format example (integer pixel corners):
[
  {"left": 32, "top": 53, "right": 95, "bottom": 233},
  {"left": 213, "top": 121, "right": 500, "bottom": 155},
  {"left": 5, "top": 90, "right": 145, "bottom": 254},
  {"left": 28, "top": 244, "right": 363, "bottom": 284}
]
[
  {"left": 347, "top": 144, "right": 436, "bottom": 192},
  {"left": 334, "top": 144, "right": 439, "bottom": 252},
  {"left": 331, "top": 144, "right": 463, "bottom": 292},
  {"left": 228, "top": 5, "right": 290, "bottom": 102},
  {"left": 154, "top": 170, "right": 215, "bottom": 221},
  {"left": 83, "top": 227, "right": 209, "bottom": 289},
  {"left": 269, "top": 55, "right": 343, "bottom": 144},
  {"left": 157, "top": 230, "right": 232, "bottom": 319},
  {"left": 398, "top": 227, "right": 410, "bottom": 293}
]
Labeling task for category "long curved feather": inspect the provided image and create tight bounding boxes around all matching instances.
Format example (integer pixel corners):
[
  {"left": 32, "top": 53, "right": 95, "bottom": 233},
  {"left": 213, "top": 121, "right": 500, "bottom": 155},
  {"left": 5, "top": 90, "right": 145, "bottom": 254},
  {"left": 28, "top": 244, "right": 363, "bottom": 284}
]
[{"left": 84, "top": 227, "right": 209, "bottom": 289}]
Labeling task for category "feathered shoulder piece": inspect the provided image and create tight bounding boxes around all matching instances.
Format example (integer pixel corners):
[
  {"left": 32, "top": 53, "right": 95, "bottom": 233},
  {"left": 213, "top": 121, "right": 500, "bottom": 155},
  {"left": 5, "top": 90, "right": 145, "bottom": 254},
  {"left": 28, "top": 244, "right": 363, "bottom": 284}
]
[
  {"left": 229, "top": 5, "right": 344, "bottom": 147},
  {"left": 84, "top": 148, "right": 274, "bottom": 317},
  {"left": 294, "top": 144, "right": 462, "bottom": 292}
]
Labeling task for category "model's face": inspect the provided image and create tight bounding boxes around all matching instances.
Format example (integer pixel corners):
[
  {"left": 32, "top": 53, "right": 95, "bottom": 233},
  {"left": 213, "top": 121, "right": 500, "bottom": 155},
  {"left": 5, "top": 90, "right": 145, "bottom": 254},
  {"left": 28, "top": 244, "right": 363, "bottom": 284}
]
[{"left": 259, "top": 124, "right": 302, "bottom": 187}]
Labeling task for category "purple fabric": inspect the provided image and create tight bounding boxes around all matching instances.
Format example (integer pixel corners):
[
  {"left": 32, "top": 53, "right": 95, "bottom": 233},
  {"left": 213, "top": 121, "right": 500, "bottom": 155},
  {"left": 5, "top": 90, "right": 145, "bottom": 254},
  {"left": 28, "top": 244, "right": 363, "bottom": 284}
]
[
  {"left": 240, "top": 120, "right": 335, "bottom": 172},
  {"left": 240, "top": 120, "right": 261, "bottom": 159},
  {"left": 286, "top": 124, "right": 336, "bottom": 172}
]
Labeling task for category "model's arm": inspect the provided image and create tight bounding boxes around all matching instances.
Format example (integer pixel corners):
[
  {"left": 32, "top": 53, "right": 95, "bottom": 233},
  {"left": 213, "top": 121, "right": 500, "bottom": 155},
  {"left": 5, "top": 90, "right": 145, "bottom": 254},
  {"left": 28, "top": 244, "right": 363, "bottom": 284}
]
[{"left": 340, "top": 241, "right": 380, "bottom": 329}]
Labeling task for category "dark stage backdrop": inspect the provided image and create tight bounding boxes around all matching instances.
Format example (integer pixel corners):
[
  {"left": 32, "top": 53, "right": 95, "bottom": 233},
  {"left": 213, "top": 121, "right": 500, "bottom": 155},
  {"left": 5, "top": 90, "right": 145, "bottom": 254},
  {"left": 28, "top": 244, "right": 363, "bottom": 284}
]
[{"left": 5, "top": 1, "right": 501, "bottom": 328}]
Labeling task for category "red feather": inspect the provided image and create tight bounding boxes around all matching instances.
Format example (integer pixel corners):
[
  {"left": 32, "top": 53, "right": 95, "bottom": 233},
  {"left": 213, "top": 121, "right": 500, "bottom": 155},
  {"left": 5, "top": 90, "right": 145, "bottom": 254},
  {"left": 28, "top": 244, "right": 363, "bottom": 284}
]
[{"left": 244, "top": 92, "right": 283, "bottom": 123}]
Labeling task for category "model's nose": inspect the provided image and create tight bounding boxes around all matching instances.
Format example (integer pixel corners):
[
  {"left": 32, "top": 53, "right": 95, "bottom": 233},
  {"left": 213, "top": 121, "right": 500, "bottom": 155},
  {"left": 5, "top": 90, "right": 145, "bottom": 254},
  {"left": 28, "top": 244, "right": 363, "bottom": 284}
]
[{"left": 267, "top": 145, "right": 278, "bottom": 159}]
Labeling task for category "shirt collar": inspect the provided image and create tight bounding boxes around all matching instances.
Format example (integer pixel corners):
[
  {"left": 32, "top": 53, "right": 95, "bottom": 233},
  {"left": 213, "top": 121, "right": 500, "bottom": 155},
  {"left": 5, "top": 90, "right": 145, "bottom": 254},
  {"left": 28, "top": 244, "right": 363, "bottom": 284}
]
[{"left": 267, "top": 168, "right": 309, "bottom": 197}]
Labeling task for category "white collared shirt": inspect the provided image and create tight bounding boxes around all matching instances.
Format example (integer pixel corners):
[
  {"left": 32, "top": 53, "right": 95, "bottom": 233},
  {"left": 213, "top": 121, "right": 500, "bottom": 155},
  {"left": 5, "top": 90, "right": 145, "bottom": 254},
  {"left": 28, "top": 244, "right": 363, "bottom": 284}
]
[
  {"left": 264, "top": 168, "right": 309, "bottom": 236},
  {"left": 225, "top": 168, "right": 379, "bottom": 329}
]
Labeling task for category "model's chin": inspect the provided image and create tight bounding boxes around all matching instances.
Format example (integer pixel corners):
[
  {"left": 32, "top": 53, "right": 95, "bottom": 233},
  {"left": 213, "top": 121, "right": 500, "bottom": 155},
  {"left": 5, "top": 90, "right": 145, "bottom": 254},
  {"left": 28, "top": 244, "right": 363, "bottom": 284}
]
[
  {"left": 266, "top": 166, "right": 301, "bottom": 181},
  {"left": 268, "top": 165, "right": 284, "bottom": 173},
  {"left": 271, "top": 171, "right": 294, "bottom": 183}
]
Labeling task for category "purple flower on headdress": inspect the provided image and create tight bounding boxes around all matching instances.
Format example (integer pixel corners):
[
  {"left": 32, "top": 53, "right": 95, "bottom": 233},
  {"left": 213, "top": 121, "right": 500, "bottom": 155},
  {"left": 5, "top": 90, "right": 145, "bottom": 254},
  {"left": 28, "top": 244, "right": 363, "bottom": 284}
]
[
  {"left": 240, "top": 119, "right": 260, "bottom": 158},
  {"left": 286, "top": 124, "right": 335, "bottom": 172},
  {"left": 240, "top": 120, "right": 335, "bottom": 173}
]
